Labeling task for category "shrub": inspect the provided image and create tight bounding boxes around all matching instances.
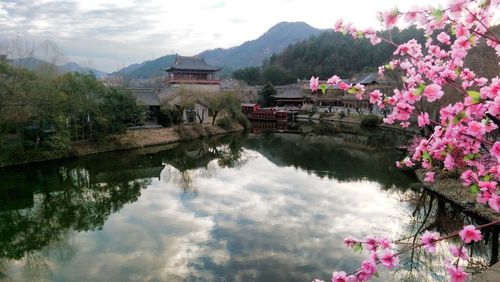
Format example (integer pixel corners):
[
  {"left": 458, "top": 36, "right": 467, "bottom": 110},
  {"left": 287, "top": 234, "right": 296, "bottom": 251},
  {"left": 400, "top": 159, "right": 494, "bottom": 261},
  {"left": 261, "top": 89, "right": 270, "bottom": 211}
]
[
  {"left": 235, "top": 113, "right": 251, "bottom": 130},
  {"left": 360, "top": 114, "right": 380, "bottom": 128},
  {"left": 216, "top": 117, "right": 233, "bottom": 130},
  {"left": 338, "top": 111, "right": 346, "bottom": 119}
]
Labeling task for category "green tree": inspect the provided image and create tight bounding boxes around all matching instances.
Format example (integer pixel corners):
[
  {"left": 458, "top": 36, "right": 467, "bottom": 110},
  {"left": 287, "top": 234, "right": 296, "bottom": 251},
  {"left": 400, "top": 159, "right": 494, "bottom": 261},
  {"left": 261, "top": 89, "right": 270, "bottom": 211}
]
[
  {"left": 258, "top": 82, "right": 276, "bottom": 107},
  {"left": 232, "top": 67, "right": 263, "bottom": 85}
]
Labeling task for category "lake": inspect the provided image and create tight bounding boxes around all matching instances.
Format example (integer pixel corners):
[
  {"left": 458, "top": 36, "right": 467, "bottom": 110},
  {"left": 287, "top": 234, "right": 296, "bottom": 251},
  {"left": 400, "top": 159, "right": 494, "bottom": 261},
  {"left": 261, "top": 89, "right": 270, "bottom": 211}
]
[{"left": 0, "top": 123, "right": 496, "bottom": 281}]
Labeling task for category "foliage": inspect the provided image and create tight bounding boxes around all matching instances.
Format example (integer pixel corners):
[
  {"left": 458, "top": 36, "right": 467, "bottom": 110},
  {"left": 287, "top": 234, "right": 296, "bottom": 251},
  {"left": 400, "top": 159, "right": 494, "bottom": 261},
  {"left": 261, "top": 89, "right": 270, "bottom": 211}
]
[
  {"left": 310, "top": 1, "right": 500, "bottom": 281},
  {"left": 0, "top": 59, "right": 144, "bottom": 165},
  {"left": 360, "top": 115, "right": 380, "bottom": 128},
  {"left": 235, "top": 112, "right": 251, "bottom": 130},
  {"left": 232, "top": 66, "right": 262, "bottom": 85},
  {"left": 216, "top": 116, "right": 233, "bottom": 130},
  {"left": 259, "top": 82, "right": 276, "bottom": 107},
  {"left": 233, "top": 27, "right": 425, "bottom": 85},
  {"left": 158, "top": 108, "right": 181, "bottom": 127}
]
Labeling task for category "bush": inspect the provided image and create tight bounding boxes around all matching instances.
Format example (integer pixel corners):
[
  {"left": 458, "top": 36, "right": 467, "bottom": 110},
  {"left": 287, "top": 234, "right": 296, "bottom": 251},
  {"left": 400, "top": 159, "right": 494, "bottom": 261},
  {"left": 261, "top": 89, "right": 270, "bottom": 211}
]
[
  {"left": 338, "top": 111, "right": 346, "bottom": 119},
  {"left": 235, "top": 113, "right": 251, "bottom": 130},
  {"left": 216, "top": 117, "right": 233, "bottom": 130},
  {"left": 360, "top": 114, "right": 380, "bottom": 128}
]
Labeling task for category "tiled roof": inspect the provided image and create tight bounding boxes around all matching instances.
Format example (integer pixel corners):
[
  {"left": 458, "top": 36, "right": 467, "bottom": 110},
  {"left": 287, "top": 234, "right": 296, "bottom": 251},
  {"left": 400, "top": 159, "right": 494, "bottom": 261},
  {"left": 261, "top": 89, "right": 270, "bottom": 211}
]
[
  {"left": 273, "top": 85, "right": 306, "bottom": 99},
  {"left": 164, "top": 55, "right": 222, "bottom": 72},
  {"left": 130, "top": 88, "right": 160, "bottom": 106}
]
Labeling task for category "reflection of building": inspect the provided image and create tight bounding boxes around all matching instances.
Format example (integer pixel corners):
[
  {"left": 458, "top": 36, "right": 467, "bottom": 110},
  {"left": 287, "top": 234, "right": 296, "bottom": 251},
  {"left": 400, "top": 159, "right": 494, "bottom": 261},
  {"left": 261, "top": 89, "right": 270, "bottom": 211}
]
[
  {"left": 164, "top": 55, "right": 222, "bottom": 92},
  {"left": 251, "top": 121, "right": 288, "bottom": 134}
]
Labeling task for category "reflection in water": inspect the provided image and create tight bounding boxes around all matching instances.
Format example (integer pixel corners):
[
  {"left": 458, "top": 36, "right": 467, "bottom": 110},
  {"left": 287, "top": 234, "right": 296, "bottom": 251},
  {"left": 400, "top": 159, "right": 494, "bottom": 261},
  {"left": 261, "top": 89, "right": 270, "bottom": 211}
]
[{"left": 0, "top": 124, "right": 497, "bottom": 281}]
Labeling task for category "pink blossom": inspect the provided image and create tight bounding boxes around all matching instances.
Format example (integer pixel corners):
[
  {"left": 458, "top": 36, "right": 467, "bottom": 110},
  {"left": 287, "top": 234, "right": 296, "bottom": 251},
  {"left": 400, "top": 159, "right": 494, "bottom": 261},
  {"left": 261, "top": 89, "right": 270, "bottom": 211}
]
[
  {"left": 477, "top": 190, "right": 491, "bottom": 204},
  {"left": 459, "top": 225, "right": 482, "bottom": 244},
  {"left": 380, "top": 251, "right": 399, "bottom": 269},
  {"left": 478, "top": 181, "right": 497, "bottom": 193},
  {"left": 418, "top": 112, "right": 430, "bottom": 127},
  {"left": 310, "top": 76, "right": 319, "bottom": 92},
  {"left": 381, "top": 9, "right": 399, "bottom": 28},
  {"left": 331, "top": 271, "right": 347, "bottom": 282},
  {"left": 446, "top": 264, "right": 468, "bottom": 282},
  {"left": 327, "top": 75, "right": 341, "bottom": 86},
  {"left": 460, "top": 170, "right": 478, "bottom": 186},
  {"left": 369, "top": 90, "right": 382, "bottom": 104},
  {"left": 423, "top": 84, "right": 444, "bottom": 102},
  {"left": 361, "top": 259, "right": 377, "bottom": 275},
  {"left": 333, "top": 19, "right": 344, "bottom": 31},
  {"left": 338, "top": 82, "right": 350, "bottom": 91},
  {"left": 437, "top": 32, "right": 451, "bottom": 44},
  {"left": 488, "top": 193, "right": 500, "bottom": 212},
  {"left": 448, "top": 244, "right": 469, "bottom": 261},
  {"left": 403, "top": 157, "right": 414, "bottom": 167},
  {"left": 364, "top": 236, "right": 379, "bottom": 251},
  {"left": 379, "top": 237, "right": 392, "bottom": 250},
  {"left": 466, "top": 121, "right": 486, "bottom": 137},
  {"left": 491, "top": 142, "right": 500, "bottom": 162},
  {"left": 343, "top": 237, "right": 358, "bottom": 248},
  {"left": 424, "top": 171, "right": 436, "bottom": 182},
  {"left": 444, "top": 154, "right": 455, "bottom": 170},
  {"left": 421, "top": 230, "right": 440, "bottom": 253}
]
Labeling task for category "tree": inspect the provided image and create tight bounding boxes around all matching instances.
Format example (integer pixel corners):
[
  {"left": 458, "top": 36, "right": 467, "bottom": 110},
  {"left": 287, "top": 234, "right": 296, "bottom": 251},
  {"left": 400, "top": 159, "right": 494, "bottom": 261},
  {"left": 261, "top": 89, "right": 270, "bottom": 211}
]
[
  {"left": 259, "top": 82, "right": 276, "bottom": 107},
  {"left": 232, "top": 67, "right": 263, "bottom": 85},
  {"left": 310, "top": 1, "right": 500, "bottom": 281}
]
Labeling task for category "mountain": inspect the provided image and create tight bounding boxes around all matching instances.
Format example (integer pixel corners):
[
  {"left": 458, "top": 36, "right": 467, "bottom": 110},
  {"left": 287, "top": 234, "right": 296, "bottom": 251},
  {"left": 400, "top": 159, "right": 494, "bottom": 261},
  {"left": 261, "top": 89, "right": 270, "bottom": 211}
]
[
  {"left": 11, "top": 58, "right": 107, "bottom": 78},
  {"left": 59, "top": 62, "right": 107, "bottom": 79},
  {"left": 115, "top": 55, "right": 176, "bottom": 80},
  {"left": 115, "top": 21, "right": 323, "bottom": 80},
  {"left": 200, "top": 21, "right": 323, "bottom": 71}
]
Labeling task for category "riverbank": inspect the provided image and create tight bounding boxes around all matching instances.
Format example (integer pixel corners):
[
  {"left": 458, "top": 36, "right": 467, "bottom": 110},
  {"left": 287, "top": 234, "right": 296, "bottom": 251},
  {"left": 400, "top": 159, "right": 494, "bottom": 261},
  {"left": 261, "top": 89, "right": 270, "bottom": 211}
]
[
  {"left": 0, "top": 123, "right": 244, "bottom": 168},
  {"left": 295, "top": 114, "right": 417, "bottom": 132}
]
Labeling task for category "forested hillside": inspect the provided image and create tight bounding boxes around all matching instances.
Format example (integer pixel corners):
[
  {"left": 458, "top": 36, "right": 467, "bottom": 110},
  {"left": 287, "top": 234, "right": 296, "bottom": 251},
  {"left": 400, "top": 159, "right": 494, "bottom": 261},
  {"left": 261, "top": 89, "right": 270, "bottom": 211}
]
[{"left": 233, "top": 27, "right": 426, "bottom": 85}]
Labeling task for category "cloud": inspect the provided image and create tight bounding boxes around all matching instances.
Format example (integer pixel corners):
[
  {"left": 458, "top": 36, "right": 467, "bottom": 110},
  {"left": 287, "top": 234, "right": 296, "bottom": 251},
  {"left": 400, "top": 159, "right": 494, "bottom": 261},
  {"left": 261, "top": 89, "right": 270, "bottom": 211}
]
[{"left": 0, "top": 0, "right": 450, "bottom": 72}]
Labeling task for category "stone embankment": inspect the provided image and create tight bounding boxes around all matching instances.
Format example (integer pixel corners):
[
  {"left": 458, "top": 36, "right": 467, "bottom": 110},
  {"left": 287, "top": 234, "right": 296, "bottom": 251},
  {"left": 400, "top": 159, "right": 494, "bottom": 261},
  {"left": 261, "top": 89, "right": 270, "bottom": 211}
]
[
  {"left": 1, "top": 124, "right": 244, "bottom": 167},
  {"left": 414, "top": 170, "right": 500, "bottom": 281},
  {"left": 71, "top": 124, "right": 243, "bottom": 157},
  {"left": 415, "top": 169, "right": 500, "bottom": 223}
]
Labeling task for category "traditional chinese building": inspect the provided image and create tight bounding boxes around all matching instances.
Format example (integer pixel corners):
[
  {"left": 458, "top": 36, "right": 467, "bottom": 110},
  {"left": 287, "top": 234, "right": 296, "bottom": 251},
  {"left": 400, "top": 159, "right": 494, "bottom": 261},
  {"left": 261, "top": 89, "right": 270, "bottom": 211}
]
[{"left": 164, "top": 55, "right": 222, "bottom": 92}]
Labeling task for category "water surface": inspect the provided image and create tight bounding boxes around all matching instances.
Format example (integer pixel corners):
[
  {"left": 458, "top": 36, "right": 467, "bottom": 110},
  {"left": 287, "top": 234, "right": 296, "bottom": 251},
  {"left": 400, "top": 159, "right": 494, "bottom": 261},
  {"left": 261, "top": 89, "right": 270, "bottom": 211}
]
[{"left": 0, "top": 124, "right": 495, "bottom": 281}]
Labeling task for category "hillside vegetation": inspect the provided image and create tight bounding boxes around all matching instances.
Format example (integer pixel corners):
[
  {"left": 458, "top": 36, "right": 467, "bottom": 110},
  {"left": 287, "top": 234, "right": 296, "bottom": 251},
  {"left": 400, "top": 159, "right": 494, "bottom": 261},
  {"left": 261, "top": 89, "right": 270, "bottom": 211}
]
[{"left": 233, "top": 27, "right": 425, "bottom": 85}]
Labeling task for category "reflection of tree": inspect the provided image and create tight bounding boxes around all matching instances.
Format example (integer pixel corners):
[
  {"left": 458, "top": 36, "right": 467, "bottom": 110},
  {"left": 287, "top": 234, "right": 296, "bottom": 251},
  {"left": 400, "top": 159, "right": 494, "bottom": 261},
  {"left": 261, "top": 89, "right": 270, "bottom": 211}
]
[
  {"left": 160, "top": 134, "right": 248, "bottom": 196},
  {"left": 391, "top": 191, "right": 494, "bottom": 281},
  {"left": 243, "top": 132, "right": 416, "bottom": 189},
  {"left": 0, "top": 164, "right": 150, "bottom": 277}
]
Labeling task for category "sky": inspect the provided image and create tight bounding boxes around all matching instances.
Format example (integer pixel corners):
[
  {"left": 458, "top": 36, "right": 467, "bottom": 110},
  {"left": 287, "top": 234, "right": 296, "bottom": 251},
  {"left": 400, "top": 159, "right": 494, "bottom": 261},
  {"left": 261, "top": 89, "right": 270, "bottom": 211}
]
[{"left": 0, "top": 0, "right": 450, "bottom": 72}]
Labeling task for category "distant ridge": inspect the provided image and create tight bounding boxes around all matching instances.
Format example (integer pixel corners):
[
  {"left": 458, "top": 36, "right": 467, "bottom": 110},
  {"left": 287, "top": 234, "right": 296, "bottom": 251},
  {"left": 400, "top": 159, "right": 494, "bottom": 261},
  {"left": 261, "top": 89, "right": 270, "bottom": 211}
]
[
  {"left": 11, "top": 57, "right": 107, "bottom": 78},
  {"left": 115, "top": 21, "right": 324, "bottom": 80}
]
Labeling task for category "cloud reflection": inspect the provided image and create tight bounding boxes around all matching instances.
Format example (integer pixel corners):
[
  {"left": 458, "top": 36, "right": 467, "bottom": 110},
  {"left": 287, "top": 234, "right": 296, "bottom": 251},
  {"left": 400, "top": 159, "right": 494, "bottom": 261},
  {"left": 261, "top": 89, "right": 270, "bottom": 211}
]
[{"left": 6, "top": 149, "right": 410, "bottom": 281}]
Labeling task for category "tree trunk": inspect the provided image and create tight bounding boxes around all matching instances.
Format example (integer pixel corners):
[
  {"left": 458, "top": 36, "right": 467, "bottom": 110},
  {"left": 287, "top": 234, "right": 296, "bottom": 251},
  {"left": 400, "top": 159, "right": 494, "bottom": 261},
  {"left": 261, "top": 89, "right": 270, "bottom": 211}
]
[{"left": 212, "top": 111, "right": 220, "bottom": 126}]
